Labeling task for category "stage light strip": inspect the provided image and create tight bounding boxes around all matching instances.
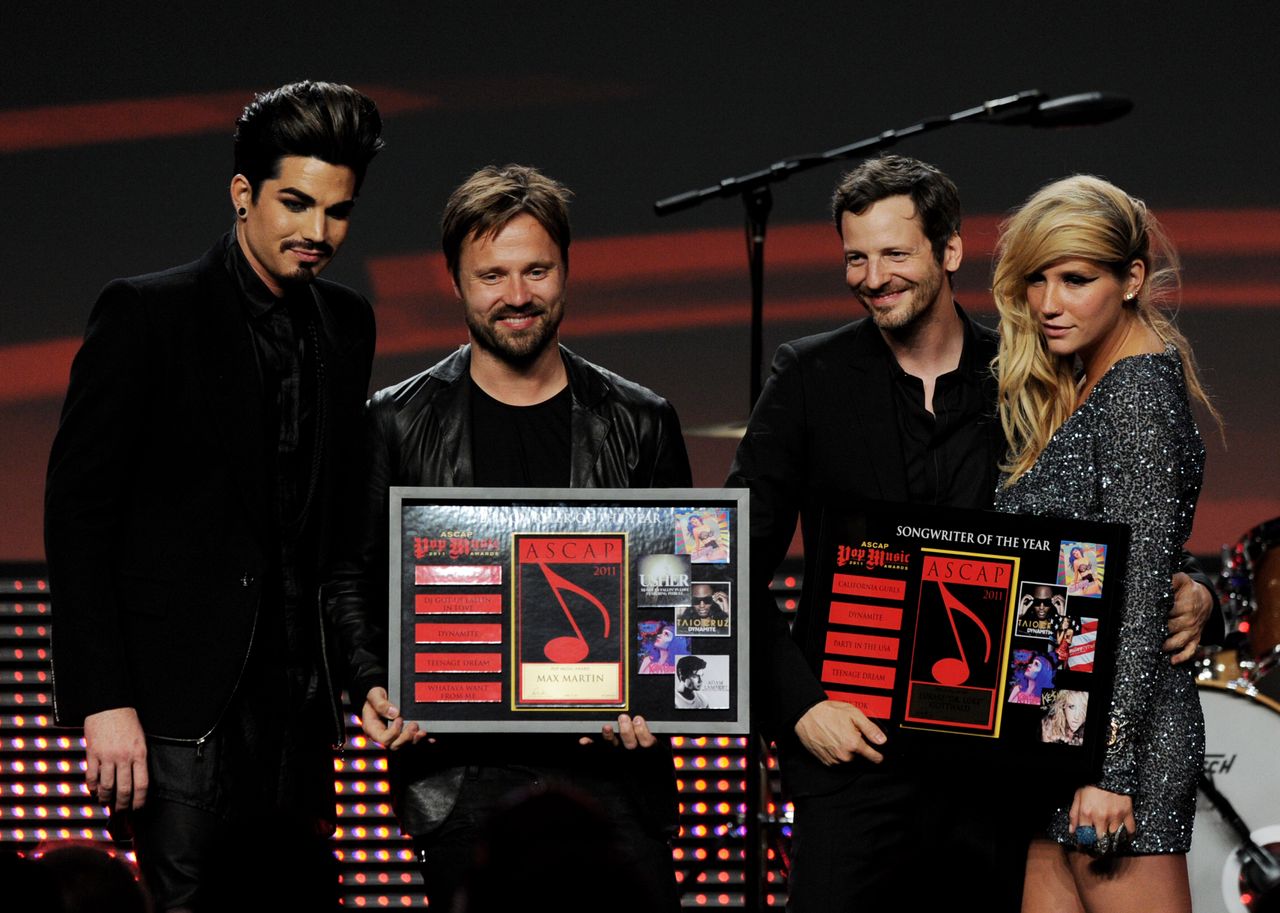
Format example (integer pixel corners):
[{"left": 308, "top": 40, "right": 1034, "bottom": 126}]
[
  {"left": 4, "top": 280, "right": 1279, "bottom": 406},
  {"left": 0, "top": 78, "right": 644, "bottom": 154},
  {"left": 1, "top": 575, "right": 787, "bottom": 908},
  {"left": 366, "top": 211, "right": 1280, "bottom": 296},
  {"left": 0, "top": 87, "right": 436, "bottom": 153}
]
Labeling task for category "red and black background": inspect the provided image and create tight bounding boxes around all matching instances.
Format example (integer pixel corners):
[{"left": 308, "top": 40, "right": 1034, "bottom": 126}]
[{"left": 2, "top": 3, "right": 1277, "bottom": 906}]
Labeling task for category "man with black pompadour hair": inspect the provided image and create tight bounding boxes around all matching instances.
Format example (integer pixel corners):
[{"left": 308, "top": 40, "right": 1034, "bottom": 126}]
[{"left": 46, "top": 79, "right": 384, "bottom": 911}]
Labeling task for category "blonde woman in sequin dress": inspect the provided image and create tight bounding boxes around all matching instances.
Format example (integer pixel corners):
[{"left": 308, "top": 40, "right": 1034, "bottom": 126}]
[{"left": 991, "top": 175, "right": 1219, "bottom": 913}]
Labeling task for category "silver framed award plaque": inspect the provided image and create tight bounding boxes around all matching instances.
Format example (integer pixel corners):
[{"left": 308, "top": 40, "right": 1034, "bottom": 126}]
[{"left": 388, "top": 487, "right": 749, "bottom": 734}]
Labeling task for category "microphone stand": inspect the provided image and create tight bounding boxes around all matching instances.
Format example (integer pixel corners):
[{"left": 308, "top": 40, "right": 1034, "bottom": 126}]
[
  {"left": 655, "top": 89, "right": 1049, "bottom": 409},
  {"left": 652, "top": 89, "right": 1121, "bottom": 913}
]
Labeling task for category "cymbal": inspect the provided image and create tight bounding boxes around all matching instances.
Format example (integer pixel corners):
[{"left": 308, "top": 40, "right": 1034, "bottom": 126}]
[{"left": 684, "top": 421, "right": 749, "bottom": 440}]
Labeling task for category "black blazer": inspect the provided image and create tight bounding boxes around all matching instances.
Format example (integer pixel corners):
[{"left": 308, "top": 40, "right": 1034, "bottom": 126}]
[
  {"left": 726, "top": 311, "right": 1002, "bottom": 797},
  {"left": 45, "top": 236, "right": 375, "bottom": 742}
]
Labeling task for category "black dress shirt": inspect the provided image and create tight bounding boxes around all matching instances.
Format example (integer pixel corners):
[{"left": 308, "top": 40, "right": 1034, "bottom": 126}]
[
  {"left": 889, "top": 306, "right": 1000, "bottom": 508},
  {"left": 223, "top": 232, "right": 324, "bottom": 742}
]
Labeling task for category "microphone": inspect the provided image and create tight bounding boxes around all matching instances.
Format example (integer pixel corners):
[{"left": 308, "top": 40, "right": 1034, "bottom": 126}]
[{"left": 992, "top": 92, "right": 1133, "bottom": 127}]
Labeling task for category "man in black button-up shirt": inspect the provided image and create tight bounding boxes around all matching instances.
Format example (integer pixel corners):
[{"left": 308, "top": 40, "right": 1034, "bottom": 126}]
[{"left": 727, "top": 155, "right": 1216, "bottom": 913}]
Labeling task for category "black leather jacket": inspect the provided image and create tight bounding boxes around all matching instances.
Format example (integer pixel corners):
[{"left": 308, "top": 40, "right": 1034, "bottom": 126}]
[{"left": 323, "top": 344, "right": 691, "bottom": 834}]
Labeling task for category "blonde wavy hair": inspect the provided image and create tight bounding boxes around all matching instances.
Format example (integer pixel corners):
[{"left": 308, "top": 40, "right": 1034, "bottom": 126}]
[{"left": 992, "top": 175, "right": 1218, "bottom": 483}]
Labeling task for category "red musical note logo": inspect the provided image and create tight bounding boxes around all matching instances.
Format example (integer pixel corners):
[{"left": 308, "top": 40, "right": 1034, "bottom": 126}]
[
  {"left": 931, "top": 582, "right": 992, "bottom": 686},
  {"left": 537, "top": 562, "right": 612, "bottom": 663}
]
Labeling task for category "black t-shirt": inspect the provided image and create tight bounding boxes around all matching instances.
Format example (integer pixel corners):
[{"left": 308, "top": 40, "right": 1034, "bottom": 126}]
[
  {"left": 469, "top": 378, "right": 572, "bottom": 487},
  {"left": 444, "top": 378, "right": 582, "bottom": 770}
]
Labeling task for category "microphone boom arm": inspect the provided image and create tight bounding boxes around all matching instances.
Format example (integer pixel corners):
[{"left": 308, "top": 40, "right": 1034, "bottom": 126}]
[{"left": 653, "top": 90, "right": 1048, "bottom": 216}]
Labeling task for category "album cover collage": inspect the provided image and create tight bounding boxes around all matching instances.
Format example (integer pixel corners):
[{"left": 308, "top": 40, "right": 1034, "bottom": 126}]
[
  {"left": 635, "top": 507, "right": 734, "bottom": 711},
  {"left": 1007, "top": 541, "right": 1107, "bottom": 748}
]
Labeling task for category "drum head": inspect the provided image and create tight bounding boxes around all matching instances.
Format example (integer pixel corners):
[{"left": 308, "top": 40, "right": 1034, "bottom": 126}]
[{"left": 1193, "top": 682, "right": 1280, "bottom": 913}]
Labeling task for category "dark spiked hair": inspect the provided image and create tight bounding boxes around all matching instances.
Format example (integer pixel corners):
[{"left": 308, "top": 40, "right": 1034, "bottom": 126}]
[{"left": 233, "top": 80, "right": 384, "bottom": 198}]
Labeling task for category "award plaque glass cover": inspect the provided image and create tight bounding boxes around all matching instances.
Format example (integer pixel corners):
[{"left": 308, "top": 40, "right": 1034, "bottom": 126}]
[{"left": 389, "top": 487, "right": 749, "bottom": 733}]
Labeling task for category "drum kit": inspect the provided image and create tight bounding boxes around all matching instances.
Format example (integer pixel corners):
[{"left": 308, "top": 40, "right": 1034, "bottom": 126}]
[{"left": 1192, "top": 517, "right": 1280, "bottom": 912}]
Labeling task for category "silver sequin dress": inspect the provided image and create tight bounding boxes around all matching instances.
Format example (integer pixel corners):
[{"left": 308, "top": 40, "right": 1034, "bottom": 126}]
[{"left": 994, "top": 346, "right": 1205, "bottom": 854}]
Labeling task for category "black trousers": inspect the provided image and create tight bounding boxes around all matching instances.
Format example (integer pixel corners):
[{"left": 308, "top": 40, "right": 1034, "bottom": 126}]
[
  {"left": 123, "top": 691, "right": 337, "bottom": 912},
  {"left": 787, "top": 766, "right": 1031, "bottom": 913}
]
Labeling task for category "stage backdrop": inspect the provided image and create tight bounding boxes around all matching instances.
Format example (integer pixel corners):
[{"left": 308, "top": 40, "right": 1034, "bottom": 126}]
[{"left": 3, "top": 3, "right": 1278, "bottom": 561}]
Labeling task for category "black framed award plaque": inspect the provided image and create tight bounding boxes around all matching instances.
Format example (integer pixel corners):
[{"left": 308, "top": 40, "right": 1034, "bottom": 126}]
[
  {"left": 803, "top": 499, "right": 1129, "bottom": 775},
  {"left": 389, "top": 487, "right": 749, "bottom": 733}
]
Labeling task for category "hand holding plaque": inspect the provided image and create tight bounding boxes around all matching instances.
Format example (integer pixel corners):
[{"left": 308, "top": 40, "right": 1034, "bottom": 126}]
[
  {"left": 794, "top": 700, "right": 887, "bottom": 766},
  {"left": 362, "top": 686, "right": 427, "bottom": 750},
  {"left": 589, "top": 714, "right": 658, "bottom": 749}
]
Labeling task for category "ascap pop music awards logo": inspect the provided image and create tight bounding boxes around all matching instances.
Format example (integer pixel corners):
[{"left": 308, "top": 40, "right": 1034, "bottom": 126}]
[{"left": 835, "top": 541, "right": 911, "bottom": 572}]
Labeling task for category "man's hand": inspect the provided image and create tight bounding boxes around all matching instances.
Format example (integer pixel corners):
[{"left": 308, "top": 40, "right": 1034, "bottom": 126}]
[
  {"left": 794, "top": 700, "right": 886, "bottom": 766},
  {"left": 585, "top": 714, "right": 658, "bottom": 749},
  {"left": 83, "top": 707, "right": 148, "bottom": 811},
  {"left": 1165, "top": 572, "right": 1212, "bottom": 664},
  {"left": 361, "top": 687, "right": 427, "bottom": 750}
]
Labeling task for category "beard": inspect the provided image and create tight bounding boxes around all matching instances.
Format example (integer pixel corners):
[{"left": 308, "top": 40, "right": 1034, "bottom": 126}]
[
  {"left": 854, "top": 263, "right": 945, "bottom": 333},
  {"left": 465, "top": 300, "right": 564, "bottom": 367}
]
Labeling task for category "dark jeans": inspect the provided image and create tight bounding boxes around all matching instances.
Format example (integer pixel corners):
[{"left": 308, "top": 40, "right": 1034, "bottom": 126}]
[
  {"left": 122, "top": 697, "right": 337, "bottom": 913},
  {"left": 412, "top": 765, "right": 679, "bottom": 913},
  {"left": 787, "top": 766, "right": 1030, "bottom": 913}
]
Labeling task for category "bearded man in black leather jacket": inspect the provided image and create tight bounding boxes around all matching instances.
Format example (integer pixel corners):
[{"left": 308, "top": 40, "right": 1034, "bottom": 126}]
[{"left": 323, "top": 164, "right": 690, "bottom": 911}]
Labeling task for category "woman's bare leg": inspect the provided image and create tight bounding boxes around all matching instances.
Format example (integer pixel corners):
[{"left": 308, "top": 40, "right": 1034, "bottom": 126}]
[
  {"left": 1069, "top": 852, "right": 1190, "bottom": 913},
  {"left": 1022, "top": 839, "right": 1085, "bottom": 913},
  {"left": 1022, "top": 840, "right": 1189, "bottom": 913}
]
